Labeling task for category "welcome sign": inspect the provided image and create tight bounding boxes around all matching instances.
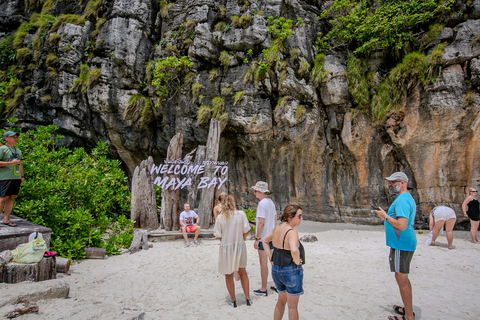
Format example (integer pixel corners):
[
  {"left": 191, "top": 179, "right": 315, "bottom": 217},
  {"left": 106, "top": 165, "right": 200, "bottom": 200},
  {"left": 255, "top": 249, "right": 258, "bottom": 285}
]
[{"left": 150, "top": 159, "right": 228, "bottom": 190}]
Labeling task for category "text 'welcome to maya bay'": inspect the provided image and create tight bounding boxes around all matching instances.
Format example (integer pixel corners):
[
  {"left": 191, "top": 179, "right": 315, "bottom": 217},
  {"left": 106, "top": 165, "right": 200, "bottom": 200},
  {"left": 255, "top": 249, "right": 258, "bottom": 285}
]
[{"left": 150, "top": 159, "right": 229, "bottom": 190}]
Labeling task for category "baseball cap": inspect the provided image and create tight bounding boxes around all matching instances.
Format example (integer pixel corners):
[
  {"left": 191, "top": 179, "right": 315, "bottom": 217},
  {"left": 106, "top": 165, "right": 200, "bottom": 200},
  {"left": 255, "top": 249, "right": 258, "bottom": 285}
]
[
  {"left": 385, "top": 172, "right": 409, "bottom": 183},
  {"left": 3, "top": 131, "right": 19, "bottom": 138}
]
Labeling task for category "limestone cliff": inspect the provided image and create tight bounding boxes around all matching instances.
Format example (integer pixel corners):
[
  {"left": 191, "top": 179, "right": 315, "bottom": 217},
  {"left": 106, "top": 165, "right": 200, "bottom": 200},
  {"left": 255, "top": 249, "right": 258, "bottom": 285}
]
[{"left": 1, "top": 0, "right": 480, "bottom": 227}]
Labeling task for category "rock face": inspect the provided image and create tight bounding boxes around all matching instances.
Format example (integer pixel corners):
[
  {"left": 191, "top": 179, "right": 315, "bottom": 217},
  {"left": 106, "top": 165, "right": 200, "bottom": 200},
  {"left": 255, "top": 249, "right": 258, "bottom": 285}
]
[{"left": 2, "top": 0, "right": 480, "bottom": 228}]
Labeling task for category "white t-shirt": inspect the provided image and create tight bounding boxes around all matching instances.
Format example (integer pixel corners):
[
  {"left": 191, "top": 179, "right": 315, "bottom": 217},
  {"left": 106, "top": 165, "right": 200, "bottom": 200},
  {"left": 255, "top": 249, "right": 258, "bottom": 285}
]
[
  {"left": 256, "top": 198, "right": 276, "bottom": 239},
  {"left": 179, "top": 210, "right": 198, "bottom": 226}
]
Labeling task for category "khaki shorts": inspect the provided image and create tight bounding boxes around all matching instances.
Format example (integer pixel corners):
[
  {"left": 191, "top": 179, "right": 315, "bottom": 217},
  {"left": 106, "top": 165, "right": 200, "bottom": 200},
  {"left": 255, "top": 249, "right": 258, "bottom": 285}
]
[{"left": 389, "top": 248, "right": 414, "bottom": 274}]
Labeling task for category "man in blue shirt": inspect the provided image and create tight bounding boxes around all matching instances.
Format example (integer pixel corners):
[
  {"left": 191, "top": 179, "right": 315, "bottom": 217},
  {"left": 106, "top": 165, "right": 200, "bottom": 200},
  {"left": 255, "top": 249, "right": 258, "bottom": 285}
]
[{"left": 375, "top": 172, "right": 416, "bottom": 320}]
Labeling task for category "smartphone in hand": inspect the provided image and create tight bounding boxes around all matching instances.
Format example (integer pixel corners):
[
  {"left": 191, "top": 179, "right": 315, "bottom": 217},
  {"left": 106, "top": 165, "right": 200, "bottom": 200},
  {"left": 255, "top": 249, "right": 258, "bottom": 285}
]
[{"left": 370, "top": 204, "right": 379, "bottom": 210}]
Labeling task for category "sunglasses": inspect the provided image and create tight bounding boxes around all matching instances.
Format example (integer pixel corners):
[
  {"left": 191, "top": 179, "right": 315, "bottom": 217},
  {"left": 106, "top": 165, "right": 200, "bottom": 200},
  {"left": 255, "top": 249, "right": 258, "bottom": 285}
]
[
  {"left": 388, "top": 180, "right": 402, "bottom": 185},
  {"left": 471, "top": 191, "right": 477, "bottom": 193}
]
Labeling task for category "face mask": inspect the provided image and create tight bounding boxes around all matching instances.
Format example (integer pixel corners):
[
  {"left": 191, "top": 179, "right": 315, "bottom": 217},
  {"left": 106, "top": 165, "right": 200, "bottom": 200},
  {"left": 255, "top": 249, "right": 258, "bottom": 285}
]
[{"left": 389, "top": 184, "right": 401, "bottom": 194}]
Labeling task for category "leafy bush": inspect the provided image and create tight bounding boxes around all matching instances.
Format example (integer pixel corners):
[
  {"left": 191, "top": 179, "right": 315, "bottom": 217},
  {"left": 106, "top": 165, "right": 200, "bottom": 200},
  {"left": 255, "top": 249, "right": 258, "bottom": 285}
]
[
  {"left": 12, "top": 125, "right": 133, "bottom": 259},
  {"left": 318, "top": 0, "right": 454, "bottom": 56},
  {"left": 151, "top": 56, "right": 193, "bottom": 100}
]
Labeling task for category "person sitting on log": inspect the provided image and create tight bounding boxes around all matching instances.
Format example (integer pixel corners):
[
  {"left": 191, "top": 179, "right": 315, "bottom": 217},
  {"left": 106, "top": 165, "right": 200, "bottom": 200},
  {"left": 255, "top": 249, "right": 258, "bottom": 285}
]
[{"left": 179, "top": 203, "right": 201, "bottom": 247}]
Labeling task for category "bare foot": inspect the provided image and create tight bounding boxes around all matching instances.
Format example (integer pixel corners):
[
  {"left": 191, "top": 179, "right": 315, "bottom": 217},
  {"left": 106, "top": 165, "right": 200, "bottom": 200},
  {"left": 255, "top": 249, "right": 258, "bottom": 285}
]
[
  {"left": 448, "top": 246, "right": 454, "bottom": 250},
  {"left": 430, "top": 241, "right": 435, "bottom": 246}
]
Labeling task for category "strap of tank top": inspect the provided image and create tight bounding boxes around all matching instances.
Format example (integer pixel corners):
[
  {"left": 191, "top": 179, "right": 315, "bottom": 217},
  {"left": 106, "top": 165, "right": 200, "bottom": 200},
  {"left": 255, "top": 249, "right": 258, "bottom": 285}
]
[{"left": 282, "top": 229, "right": 293, "bottom": 249}]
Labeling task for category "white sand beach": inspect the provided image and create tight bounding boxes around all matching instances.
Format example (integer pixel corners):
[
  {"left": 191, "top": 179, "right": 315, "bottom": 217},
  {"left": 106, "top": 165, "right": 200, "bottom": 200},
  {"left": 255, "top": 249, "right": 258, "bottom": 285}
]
[{"left": 1, "top": 220, "right": 479, "bottom": 320}]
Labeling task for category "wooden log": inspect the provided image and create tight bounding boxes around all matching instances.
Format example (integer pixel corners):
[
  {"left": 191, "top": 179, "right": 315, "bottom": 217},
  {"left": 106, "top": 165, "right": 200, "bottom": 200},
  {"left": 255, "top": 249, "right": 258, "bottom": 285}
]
[
  {"left": 83, "top": 247, "right": 106, "bottom": 259},
  {"left": 131, "top": 157, "right": 158, "bottom": 229},
  {"left": 198, "top": 119, "right": 221, "bottom": 229},
  {"left": 55, "top": 257, "right": 71, "bottom": 273},
  {"left": 160, "top": 133, "right": 183, "bottom": 230},
  {"left": 0, "top": 256, "right": 56, "bottom": 283}
]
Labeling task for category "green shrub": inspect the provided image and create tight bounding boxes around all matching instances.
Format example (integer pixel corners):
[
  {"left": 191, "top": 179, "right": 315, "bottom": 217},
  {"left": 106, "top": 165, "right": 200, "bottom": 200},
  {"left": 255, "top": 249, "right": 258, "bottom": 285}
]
[
  {"left": 214, "top": 22, "right": 225, "bottom": 32},
  {"left": 298, "top": 60, "right": 310, "bottom": 78},
  {"left": 212, "top": 97, "right": 225, "bottom": 118},
  {"left": 197, "top": 105, "right": 212, "bottom": 125},
  {"left": 311, "top": 54, "right": 328, "bottom": 87},
  {"left": 295, "top": 105, "right": 305, "bottom": 119},
  {"left": 69, "top": 64, "right": 101, "bottom": 93},
  {"left": 0, "top": 36, "right": 16, "bottom": 71},
  {"left": 420, "top": 23, "right": 444, "bottom": 49},
  {"left": 209, "top": 69, "right": 218, "bottom": 82},
  {"left": 290, "top": 47, "right": 299, "bottom": 62},
  {"left": 52, "top": 14, "right": 86, "bottom": 31},
  {"left": 84, "top": 0, "right": 102, "bottom": 19},
  {"left": 151, "top": 56, "right": 193, "bottom": 100},
  {"left": 48, "top": 33, "right": 61, "bottom": 47},
  {"left": 219, "top": 51, "right": 230, "bottom": 70},
  {"left": 46, "top": 53, "right": 59, "bottom": 67},
  {"left": 16, "top": 48, "right": 32, "bottom": 64},
  {"left": 91, "top": 17, "right": 107, "bottom": 37},
  {"left": 41, "top": 0, "right": 56, "bottom": 14},
  {"left": 234, "top": 91, "right": 245, "bottom": 106},
  {"left": 346, "top": 56, "right": 370, "bottom": 112},
  {"left": 221, "top": 86, "right": 232, "bottom": 96},
  {"left": 13, "top": 125, "right": 133, "bottom": 259},
  {"left": 318, "top": 0, "right": 455, "bottom": 56},
  {"left": 191, "top": 83, "right": 203, "bottom": 103}
]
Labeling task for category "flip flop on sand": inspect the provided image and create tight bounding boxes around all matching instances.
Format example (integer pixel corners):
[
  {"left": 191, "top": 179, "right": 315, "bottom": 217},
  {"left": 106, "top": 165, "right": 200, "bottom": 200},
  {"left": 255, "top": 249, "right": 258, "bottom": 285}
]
[
  {"left": 393, "top": 305, "right": 405, "bottom": 315},
  {"left": 2, "top": 221, "right": 16, "bottom": 227},
  {"left": 270, "top": 286, "right": 277, "bottom": 293}
]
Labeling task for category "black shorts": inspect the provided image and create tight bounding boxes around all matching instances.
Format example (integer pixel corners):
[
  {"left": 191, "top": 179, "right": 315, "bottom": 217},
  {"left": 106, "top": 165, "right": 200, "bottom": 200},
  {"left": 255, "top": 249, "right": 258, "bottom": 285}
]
[
  {"left": 389, "top": 248, "right": 414, "bottom": 274},
  {"left": 0, "top": 179, "right": 21, "bottom": 197}
]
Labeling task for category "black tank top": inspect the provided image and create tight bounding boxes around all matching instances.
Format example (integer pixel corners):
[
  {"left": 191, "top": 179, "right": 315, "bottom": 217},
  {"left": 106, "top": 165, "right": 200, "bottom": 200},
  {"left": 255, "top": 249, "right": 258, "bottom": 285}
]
[
  {"left": 272, "top": 229, "right": 305, "bottom": 267},
  {"left": 467, "top": 198, "right": 480, "bottom": 220}
]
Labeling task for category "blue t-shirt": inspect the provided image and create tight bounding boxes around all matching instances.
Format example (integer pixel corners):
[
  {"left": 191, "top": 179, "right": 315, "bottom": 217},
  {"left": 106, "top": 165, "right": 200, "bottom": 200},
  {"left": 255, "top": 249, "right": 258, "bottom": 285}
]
[{"left": 384, "top": 193, "right": 417, "bottom": 251}]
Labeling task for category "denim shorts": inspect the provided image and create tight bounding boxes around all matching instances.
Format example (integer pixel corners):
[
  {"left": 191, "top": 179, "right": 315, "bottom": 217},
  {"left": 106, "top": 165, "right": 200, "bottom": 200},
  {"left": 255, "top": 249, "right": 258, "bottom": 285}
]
[
  {"left": 258, "top": 241, "right": 274, "bottom": 251},
  {"left": 272, "top": 264, "right": 304, "bottom": 296}
]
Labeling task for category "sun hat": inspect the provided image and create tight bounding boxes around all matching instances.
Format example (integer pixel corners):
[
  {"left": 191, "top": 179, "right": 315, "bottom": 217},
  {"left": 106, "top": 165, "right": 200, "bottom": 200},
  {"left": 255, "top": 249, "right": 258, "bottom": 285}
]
[
  {"left": 3, "top": 131, "right": 19, "bottom": 138},
  {"left": 251, "top": 181, "right": 270, "bottom": 193},
  {"left": 385, "top": 172, "right": 409, "bottom": 183}
]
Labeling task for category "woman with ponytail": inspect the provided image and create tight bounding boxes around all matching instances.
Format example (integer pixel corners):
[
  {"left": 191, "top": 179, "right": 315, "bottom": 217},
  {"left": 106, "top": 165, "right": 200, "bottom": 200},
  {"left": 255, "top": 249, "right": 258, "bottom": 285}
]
[{"left": 214, "top": 195, "right": 252, "bottom": 307}]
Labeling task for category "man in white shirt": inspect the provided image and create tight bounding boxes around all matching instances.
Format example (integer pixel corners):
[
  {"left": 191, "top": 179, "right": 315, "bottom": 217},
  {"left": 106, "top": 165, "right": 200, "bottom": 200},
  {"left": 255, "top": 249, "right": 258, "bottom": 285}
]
[
  {"left": 179, "top": 203, "right": 201, "bottom": 247},
  {"left": 252, "top": 181, "right": 277, "bottom": 296}
]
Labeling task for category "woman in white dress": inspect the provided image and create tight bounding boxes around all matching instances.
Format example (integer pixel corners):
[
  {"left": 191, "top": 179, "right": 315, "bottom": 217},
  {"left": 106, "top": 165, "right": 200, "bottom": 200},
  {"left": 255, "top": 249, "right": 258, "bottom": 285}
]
[{"left": 214, "top": 195, "right": 252, "bottom": 307}]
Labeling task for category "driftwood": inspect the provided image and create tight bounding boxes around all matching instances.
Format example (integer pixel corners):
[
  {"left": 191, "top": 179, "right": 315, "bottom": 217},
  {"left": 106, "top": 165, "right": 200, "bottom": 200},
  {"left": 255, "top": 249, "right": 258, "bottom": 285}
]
[
  {"left": 198, "top": 119, "right": 221, "bottom": 228},
  {"left": 186, "top": 145, "right": 206, "bottom": 208},
  {"left": 0, "top": 279, "right": 70, "bottom": 308},
  {"left": 160, "top": 133, "right": 183, "bottom": 230},
  {"left": 55, "top": 257, "right": 71, "bottom": 273},
  {"left": 131, "top": 156, "right": 158, "bottom": 229},
  {"left": 0, "top": 256, "right": 56, "bottom": 283},
  {"left": 128, "top": 229, "right": 149, "bottom": 253},
  {"left": 83, "top": 247, "right": 106, "bottom": 259},
  {"left": 5, "top": 302, "right": 39, "bottom": 318}
]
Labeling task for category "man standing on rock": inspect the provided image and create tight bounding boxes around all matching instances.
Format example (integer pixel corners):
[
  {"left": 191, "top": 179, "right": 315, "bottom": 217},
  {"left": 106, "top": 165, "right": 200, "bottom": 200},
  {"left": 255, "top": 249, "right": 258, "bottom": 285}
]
[
  {"left": 179, "top": 203, "right": 201, "bottom": 247},
  {"left": 0, "top": 131, "right": 24, "bottom": 227},
  {"left": 252, "top": 181, "right": 277, "bottom": 296},
  {"left": 375, "top": 172, "right": 417, "bottom": 320}
]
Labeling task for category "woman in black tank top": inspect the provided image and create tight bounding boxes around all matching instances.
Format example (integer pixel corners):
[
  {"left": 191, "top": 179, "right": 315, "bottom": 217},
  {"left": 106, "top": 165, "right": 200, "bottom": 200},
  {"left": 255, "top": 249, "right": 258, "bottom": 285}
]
[
  {"left": 262, "top": 204, "right": 304, "bottom": 320},
  {"left": 462, "top": 187, "right": 480, "bottom": 243}
]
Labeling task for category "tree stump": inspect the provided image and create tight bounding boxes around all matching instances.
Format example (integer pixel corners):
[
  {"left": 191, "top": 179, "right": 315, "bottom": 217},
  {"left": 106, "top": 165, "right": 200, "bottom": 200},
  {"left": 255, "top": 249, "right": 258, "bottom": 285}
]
[
  {"left": 131, "top": 156, "right": 158, "bottom": 229},
  {"left": 55, "top": 257, "right": 71, "bottom": 273},
  {"left": 0, "top": 256, "right": 56, "bottom": 283},
  {"left": 160, "top": 133, "right": 183, "bottom": 230},
  {"left": 198, "top": 119, "right": 221, "bottom": 228}
]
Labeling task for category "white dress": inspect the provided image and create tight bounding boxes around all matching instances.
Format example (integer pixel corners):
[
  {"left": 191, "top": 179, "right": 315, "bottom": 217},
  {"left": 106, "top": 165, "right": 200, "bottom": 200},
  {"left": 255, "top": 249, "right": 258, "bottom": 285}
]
[{"left": 214, "top": 210, "right": 251, "bottom": 274}]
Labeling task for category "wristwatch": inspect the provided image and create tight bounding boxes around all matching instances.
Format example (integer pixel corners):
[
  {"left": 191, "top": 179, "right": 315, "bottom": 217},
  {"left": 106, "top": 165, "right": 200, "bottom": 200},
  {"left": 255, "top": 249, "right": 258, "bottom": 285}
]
[{"left": 255, "top": 236, "right": 260, "bottom": 240}]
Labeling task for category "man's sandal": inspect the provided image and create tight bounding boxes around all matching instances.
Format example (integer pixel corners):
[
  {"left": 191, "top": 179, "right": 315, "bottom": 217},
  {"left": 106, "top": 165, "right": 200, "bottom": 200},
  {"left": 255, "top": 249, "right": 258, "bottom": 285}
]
[{"left": 393, "top": 305, "right": 405, "bottom": 315}]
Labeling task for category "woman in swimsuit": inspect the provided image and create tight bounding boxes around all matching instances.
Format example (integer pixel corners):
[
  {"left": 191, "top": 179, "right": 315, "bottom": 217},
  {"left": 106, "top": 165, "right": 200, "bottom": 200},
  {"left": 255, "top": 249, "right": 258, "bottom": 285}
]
[
  {"left": 462, "top": 187, "right": 480, "bottom": 243},
  {"left": 262, "top": 204, "right": 304, "bottom": 320}
]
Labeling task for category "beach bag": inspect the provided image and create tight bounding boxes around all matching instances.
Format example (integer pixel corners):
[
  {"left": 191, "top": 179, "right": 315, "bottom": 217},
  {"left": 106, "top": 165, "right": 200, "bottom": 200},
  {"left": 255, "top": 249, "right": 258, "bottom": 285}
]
[{"left": 11, "top": 238, "right": 47, "bottom": 264}]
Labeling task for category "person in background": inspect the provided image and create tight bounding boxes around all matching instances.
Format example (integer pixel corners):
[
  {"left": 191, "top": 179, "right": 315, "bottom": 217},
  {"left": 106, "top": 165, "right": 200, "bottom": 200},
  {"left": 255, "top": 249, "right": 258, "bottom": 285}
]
[
  {"left": 252, "top": 181, "right": 277, "bottom": 296},
  {"left": 179, "top": 203, "right": 201, "bottom": 247},
  {"left": 429, "top": 206, "right": 456, "bottom": 249},
  {"left": 214, "top": 195, "right": 252, "bottom": 308},
  {"left": 0, "top": 131, "right": 24, "bottom": 228},
  {"left": 374, "top": 172, "right": 417, "bottom": 320},
  {"left": 461, "top": 187, "right": 479, "bottom": 243},
  {"left": 213, "top": 193, "right": 225, "bottom": 223},
  {"left": 262, "top": 204, "right": 304, "bottom": 320}
]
